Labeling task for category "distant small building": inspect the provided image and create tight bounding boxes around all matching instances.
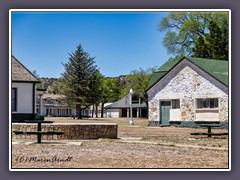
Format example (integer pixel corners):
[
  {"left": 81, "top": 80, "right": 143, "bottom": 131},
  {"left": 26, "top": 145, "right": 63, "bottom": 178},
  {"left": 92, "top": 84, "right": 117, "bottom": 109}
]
[
  {"left": 36, "top": 92, "right": 121, "bottom": 118},
  {"left": 11, "top": 56, "right": 40, "bottom": 120},
  {"left": 146, "top": 56, "right": 228, "bottom": 127},
  {"left": 105, "top": 94, "right": 148, "bottom": 118},
  {"left": 36, "top": 93, "right": 77, "bottom": 117}
]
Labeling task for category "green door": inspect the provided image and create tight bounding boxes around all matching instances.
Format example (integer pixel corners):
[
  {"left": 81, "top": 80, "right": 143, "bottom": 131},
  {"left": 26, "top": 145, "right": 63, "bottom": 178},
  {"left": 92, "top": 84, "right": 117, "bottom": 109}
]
[{"left": 160, "top": 101, "right": 171, "bottom": 125}]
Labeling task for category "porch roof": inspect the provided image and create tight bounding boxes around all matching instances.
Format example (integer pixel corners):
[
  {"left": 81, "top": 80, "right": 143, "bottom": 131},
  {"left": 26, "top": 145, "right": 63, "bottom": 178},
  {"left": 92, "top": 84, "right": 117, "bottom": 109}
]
[{"left": 105, "top": 95, "right": 147, "bottom": 109}]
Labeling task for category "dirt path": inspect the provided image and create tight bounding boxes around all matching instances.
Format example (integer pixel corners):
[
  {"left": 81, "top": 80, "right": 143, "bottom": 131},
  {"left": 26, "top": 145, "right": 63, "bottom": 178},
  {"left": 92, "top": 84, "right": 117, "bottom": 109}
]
[{"left": 11, "top": 117, "right": 229, "bottom": 169}]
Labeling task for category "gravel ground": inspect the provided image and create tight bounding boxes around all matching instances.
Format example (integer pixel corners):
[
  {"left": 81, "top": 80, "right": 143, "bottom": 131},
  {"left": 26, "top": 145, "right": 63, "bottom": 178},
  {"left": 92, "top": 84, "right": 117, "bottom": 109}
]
[{"left": 11, "top": 117, "right": 229, "bottom": 169}]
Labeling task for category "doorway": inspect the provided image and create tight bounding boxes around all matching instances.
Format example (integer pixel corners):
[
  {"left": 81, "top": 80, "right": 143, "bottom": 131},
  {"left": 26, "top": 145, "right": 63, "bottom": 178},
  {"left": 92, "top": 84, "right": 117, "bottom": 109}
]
[{"left": 160, "top": 101, "right": 171, "bottom": 125}]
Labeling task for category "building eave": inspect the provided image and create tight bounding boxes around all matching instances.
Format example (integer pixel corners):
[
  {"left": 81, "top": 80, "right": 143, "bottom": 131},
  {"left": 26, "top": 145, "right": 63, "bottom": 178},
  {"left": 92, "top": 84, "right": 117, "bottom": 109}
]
[
  {"left": 12, "top": 80, "right": 41, "bottom": 83},
  {"left": 146, "top": 57, "right": 187, "bottom": 93}
]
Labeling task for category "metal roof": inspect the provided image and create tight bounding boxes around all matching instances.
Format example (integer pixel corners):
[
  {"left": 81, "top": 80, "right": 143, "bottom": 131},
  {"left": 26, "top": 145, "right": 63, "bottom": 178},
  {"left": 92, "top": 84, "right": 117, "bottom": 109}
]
[
  {"left": 147, "top": 56, "right": 228, "bottom": 91},
  {"left": 105, "top": 94, "right": 147, "bottom": 109}
]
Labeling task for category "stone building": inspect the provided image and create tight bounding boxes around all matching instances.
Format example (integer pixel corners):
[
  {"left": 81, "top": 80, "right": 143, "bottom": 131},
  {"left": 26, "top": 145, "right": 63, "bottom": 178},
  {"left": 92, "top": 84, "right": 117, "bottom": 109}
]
[{"left": 146, "top": 56, "right": 228, "bottom": 127}]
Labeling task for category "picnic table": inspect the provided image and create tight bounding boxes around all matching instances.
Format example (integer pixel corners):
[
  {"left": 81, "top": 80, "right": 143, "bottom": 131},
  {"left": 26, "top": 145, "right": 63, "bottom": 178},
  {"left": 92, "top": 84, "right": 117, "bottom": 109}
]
[
  {"left": 190, "top": 124, "right": 228, "bottom": 138},
  {"left": 12, "top": 120, "right": 64, "bottom": 143}
]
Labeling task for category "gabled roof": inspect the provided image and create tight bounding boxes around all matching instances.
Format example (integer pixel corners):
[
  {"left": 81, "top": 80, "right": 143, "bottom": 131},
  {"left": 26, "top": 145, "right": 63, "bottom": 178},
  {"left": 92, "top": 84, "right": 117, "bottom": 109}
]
[
  {"left": 147, "top": 56, "right": 228, "bottom": 92},
  {"left": 42, "top": 93, "right": 64, "bottom": 100},
  {"left": 12, "top": 56, "right": 40, "bottom": 82},
  {"left": 186, "top": 56, "right": 228, "bottom": 86},
  {"left": 147, "top": 60, "right": 180, "bottom": 90},
  {"left": 105, "top": 95, "right": 147, "bottom": 109}
]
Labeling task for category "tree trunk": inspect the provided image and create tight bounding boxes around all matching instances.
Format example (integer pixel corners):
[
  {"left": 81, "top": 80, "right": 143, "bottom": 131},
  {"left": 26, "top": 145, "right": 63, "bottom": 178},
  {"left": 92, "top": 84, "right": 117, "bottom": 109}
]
[
  {"left": 101, "top": 103, "right": 104, "bottom": 118},
  {"left": 76, "top": 104, "right": 79, "bottom": 119},
  {"left": 92, "top": 105, "right": 94, "bottom": 118},
  {"left": 95, "top": 104, "right": 98, "bottom": 118},
  {"left": 79, "top": 106, "right": 82, "bottom": 119},
  {"left": 77, "top": 104, "right": 82, "bottom": 119}
]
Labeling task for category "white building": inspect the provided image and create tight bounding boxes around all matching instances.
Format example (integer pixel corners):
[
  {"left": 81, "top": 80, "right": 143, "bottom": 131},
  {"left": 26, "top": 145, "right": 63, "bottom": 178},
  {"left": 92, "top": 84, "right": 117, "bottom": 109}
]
[
  {"left": 36, "top": 93, "right": 112, "bottom": 118},
  {"left": 105, "top": 94, "right": 148, "bottom": 118},
  {"left": 11, "top": 56, "right": 40, "bottom": 120},
  {"left": 146, "top": 56, "right": 228, "bottom": 127},
  {"left": 36, "top": 93, "right": 77, "bottom": 117}
]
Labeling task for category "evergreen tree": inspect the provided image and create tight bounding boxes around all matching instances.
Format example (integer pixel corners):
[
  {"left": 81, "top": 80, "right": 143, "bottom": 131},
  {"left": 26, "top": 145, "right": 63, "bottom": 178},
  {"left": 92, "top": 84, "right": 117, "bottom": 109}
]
[
  {"left": 192, "top": 35, "right": 210, "bottom": 58},
  {"left": 206, "top": 21, "right": 228, "bottom": 60},
  {"left": 87, "top": 70, "right": 104, "bottom": 118},
  {"left": 61, "top": 44, "right": 98, "bottom": 119},
  {"left": 221, "top": 22, "right": 229, "bottom": 60},
  {"left": 191, "top": 21, "right": 228, "bottom": 60}
]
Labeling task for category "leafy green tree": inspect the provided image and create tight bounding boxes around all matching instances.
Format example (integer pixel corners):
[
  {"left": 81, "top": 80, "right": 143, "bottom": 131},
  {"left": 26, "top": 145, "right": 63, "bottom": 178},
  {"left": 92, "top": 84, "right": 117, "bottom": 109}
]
[
  {"left": 121, "top": 67, "right": 156, "bottom": 117},
  {"left": 48, "top": 78, "right": 69, "bottom": 94},
  {"left": 61, "top": 44, "right": 99, "bottom": 119},
  {"left": 100, "top": 78, "right": 121, "bottom": 118},
  {"left": 159, "top": 12, "right": 229, "bottom": 56},
  {"left": 167, "top": 54, "right": 185, "bottom": 62}
]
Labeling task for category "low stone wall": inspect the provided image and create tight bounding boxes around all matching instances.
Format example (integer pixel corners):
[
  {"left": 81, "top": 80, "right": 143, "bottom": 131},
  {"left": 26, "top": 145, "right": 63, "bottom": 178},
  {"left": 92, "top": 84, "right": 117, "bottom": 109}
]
[{"left": 12, "top": 123, "right": 118, "bottom": 140}]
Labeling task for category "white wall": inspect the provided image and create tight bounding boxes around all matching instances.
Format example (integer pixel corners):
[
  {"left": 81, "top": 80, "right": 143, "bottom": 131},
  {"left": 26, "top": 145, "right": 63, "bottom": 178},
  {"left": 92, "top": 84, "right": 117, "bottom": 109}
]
[
  {"left": 170, "top": 109, "right": 181, "bottom": 121},
  {"left": 39, "top": 106, "right": 77, "bottom": 117},
  {"left": 106, "top": 109, "right": 120, "bottom": 118},
  {"left": 12, "top": 82, "right": 34, "bottom": 114},
  {"left": 195, "top": 109, "right": 219, "bottom": 121}
]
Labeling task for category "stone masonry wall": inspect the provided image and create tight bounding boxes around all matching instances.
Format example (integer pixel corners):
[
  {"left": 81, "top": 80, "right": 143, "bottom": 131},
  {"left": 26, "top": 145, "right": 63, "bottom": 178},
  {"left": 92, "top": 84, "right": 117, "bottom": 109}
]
[
  {"left": 12, "top": 123, "right": 118, "bottom": 140},
  {"left": 148, "top": 59, "right": 228, "bottom": 123}
]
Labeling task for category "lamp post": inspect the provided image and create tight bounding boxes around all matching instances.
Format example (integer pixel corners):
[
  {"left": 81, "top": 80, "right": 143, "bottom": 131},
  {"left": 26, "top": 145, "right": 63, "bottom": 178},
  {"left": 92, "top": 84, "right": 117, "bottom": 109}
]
[{"left": 129, "top": 88, "right": 134, "bottom": 126}]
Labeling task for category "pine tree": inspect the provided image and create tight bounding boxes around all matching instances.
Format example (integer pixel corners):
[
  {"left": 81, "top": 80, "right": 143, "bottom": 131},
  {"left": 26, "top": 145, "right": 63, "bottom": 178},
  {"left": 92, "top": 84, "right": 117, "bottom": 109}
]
[
  {"left": 87, "top": 70, "right": 104, "bottom": 117},
  {"left": 61, "top": 44, "right": 98, "bottom": 119},
  {"left": 206, "top": 21, "right": 228, "bottom": 60},
  {"left": 221, "top": 23, "right": 229, "bottom": 60},
  {"left": 191, "top": 21, "right": 228, "bottom": 60},
  {"left": 192, "top": 35, "right": 210, "bottom": 58}
]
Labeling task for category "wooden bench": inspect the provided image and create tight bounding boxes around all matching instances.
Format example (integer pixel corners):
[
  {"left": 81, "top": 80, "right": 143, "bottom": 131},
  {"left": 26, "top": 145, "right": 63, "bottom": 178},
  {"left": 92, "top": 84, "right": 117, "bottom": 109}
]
[
  {"left": 12, "top": 120, "right": 64, "bottom": 143},
  {"left": 190, "top": 132, "right": 228, "bottom": 137},
  {"left": 13, "top": 131, "right": 64, "bottom": 143},
  {"left": 190, "top": 123, "right": 228, "bottom": 138},
  {"left": 13, "top": 131, "right": 65, "bottom": 135}
]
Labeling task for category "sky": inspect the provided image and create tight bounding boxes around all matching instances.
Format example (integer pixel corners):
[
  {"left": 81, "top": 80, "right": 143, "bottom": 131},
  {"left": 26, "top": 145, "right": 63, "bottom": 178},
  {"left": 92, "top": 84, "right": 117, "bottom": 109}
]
[{"left": 11, "top": 11, "right": 170, "bottom": 78}]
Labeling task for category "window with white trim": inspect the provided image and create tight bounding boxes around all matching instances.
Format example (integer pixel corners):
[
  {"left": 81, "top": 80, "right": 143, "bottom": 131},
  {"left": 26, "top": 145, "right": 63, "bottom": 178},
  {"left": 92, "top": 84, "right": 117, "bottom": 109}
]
[
  {"left": 196, "top": 98, "right": 218, "bottom": 109},
  {"left": 12, "top": 88, "right": 17, "bottom": 111}
]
